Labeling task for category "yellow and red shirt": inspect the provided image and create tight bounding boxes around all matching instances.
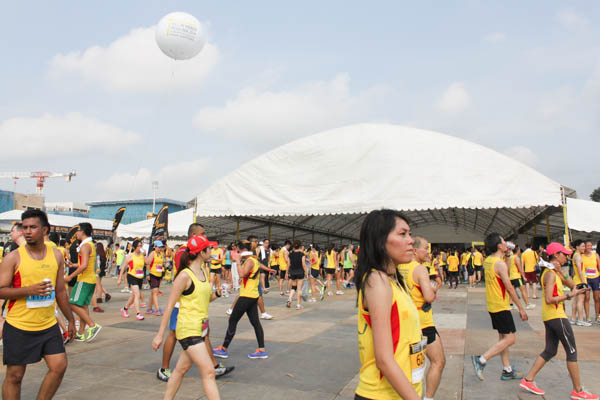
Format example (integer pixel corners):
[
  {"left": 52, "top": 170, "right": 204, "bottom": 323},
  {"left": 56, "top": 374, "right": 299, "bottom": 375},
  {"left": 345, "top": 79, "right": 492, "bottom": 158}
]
[
  {"left": 149, "top": 252, "right": 165, "bottom": 277},
  {"left": 77, "top": 241, "right": 97, "bottom": 284},
  {"left": 541, "top": 268, "right": 567, "bottom": 322},
  {"left": 398, "top": 261, "right": 434, "bottom": 329},
  {"left": 240, "top": 256, "right": 260, "bottom": 299},
  {"left": 127, "top": 253, "right": 145, "bottom": 279},
  {"left": 484, "top": 256, "right": 510, "bottom": 313}
]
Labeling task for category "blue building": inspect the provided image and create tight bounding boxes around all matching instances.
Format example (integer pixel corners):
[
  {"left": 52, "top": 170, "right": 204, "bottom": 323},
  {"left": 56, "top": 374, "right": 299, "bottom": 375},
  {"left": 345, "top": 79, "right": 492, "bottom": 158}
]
[
  {"left": 87, "top": 198, "right": 188, "bottom": 224},
  {"left": 0, "top": 190, "right": 13, "bottom": 214}
]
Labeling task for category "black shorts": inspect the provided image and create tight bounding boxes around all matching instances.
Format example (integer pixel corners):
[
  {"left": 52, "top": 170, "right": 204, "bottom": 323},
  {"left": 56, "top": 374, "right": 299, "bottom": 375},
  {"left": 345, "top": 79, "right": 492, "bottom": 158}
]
[
  {"left": 289, "top": 272, "right": 304, "bottom": 280},
  {"left": 3, "top": 322, "right": 64, "bottom": 365},
  {"left": 467, "top": 266, "right": 475, "bottom": 276},
  {"left": 325, "top": 268, "right": 336, "bottom": 276},
  {"left": 150, "top": 274, "right": 162, "bottom": 289},
  {"left": 179, "top": 335, "right": 205, "bottom": 351},
  {"left": 475, "top": 266, "right": 483, "bottom": 273},
  {"left": 210, "top": 267, "right": 222, "bottom": 275},
  {"left": 279, "top": 270, "right": 287, "bottom": 279},
  {"left": 489, "top": 310, "right": 516, "bottom": 334},
  {"left": 511, "top": 278, "right": 522, "bottom": 288},
  {"left": 429, "top": 274, "right": 438, "bottom": 280},
  {"left": 422, "top": 326, "right": 439, "bottom": 345},
  {"left": 223, "top": 264, "right": 232, "bottom": 271},
  {"left": 127, "top": 274, "right": 143, "bottom": 288},
  {"left": 311, "top": 269, "right": 321, "bottom": 279},
  {"left": 68, "top": 267, "right": 78, "bottom": 287},
  {"left": 260, "top": 269, "right": 269, "bottom": 275}
]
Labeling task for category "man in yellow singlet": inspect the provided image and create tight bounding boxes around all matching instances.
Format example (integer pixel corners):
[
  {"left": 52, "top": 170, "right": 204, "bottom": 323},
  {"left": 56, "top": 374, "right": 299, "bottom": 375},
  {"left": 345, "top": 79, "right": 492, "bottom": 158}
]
[
  {"left": 473, "top": 247, "right": 484, "bottom": 284},
  {"left": 472, "top": 232, "right": 528, "bottom": 381},
  {"left": 0, "top": 209, "right": 75, "bottom": 400}
]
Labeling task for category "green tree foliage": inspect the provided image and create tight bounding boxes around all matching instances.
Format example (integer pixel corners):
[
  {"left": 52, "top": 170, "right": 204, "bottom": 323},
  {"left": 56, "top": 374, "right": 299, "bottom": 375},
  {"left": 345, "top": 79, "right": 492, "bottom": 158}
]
[{"left": 591, "top": 187, "right": 600, "bottom": 202}]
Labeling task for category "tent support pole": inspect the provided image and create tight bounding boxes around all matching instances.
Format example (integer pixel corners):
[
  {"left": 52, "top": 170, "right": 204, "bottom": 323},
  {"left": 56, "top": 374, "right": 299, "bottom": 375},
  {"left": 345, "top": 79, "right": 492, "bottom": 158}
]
[
  {"left": 292, "top": 229, "right": 296, "bottom": 241},
  {"left": 562, "top": 205, "right": 570, "bottom": 247},
  {"left": 545, "top": 216, "right": 551, "bottom": 242},
  {"left": 268, "top": 225, "right": 272, "bottom": 241},
  {"left": 236, "top": 220, "right": 240, "bottom": 241}
]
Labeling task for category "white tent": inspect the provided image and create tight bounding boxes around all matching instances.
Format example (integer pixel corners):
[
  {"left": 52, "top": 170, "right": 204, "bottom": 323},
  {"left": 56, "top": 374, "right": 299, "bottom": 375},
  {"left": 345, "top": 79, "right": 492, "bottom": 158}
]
[
  {"left": 194, "top": 124, "right": 567, "bottom": 244},
  {"left": 0, "top": 209, "right": 113, "bottom": 231},
  {"left": 567, "top": 198, "right": 600, "bottom": 233},
  {"left": 117, "top": 208, "right": 194, "bottom": 238}
]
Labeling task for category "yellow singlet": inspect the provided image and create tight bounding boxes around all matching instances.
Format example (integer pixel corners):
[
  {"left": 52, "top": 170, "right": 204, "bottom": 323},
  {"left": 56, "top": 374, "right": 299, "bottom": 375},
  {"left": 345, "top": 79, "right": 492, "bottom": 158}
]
[
  {"left": 7, "top": 244, "right": 58, "bottom": 331},
  {"left": 176, "top": 268, "right": 211, "bottom": 340},
  {"left": 473, "top": 251, "right": 483, "bottom": 267},
  {"left": 461, "top": 252, "right": 471, "bottom": 266},
  {"left": 310, "top": 251, "right": 321, "bottom": 270},
  {"left": 509, "top": 255, "right": 521, "bottom": 280},
  {"left": 522, "top": 249, "right": 538, "bottom": 273},
  {"left": 356, "top": 274, "right": 425, "bottom": 399},
  {"left": 210, "top": 248, "right": 223, "bottom": 270},
  {"left": 439, "top": 251, "right": 446, "bottom": 266},
  {"left": 447, "top": 255, "right": 459, "bottom": 272},
  {"left": 541, "top": 268, "right": 567, "bottom": 322},
  {"left": 582, "top": 253, "right": 599, "bottom": 279},
  {"left": 398, "top": 261, "right": 434, "bottom": 329},
  {"left": 149, "top": 252, "right": 165, "bottom": 277},
  {"left": 326, "top": 251, "right": 336, "bottom": 269},
  {"left": 240, "top": 256, "right": 260, "bottom": 299},
  {"left": 127, "top": 253, "right": 146, "bottom": 279},
  {"left": 484, "top": 256, "right": 510, "bottom": 313},
  {"left": 77, "top": 241, "right": 97, "bottom": 284},
  {"left": 426, "top": 261, "right": 437, "bottom": 277},
  {"left": 278, "top": 248, "right": 288, "bottom": 271},
  {"left": 0, "top": 246, "right": 3, "bottom": 263}
]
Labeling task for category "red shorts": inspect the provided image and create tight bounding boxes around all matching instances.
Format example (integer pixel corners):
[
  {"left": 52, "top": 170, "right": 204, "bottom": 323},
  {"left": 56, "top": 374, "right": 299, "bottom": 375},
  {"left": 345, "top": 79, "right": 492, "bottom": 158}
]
[{"left": 524, "top": 271, "right": 538, "bottom": 284}]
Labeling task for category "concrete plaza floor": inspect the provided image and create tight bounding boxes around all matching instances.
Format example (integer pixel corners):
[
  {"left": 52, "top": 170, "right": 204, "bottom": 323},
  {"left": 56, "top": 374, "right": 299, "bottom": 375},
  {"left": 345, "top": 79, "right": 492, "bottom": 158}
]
[{"left": 2, "top": 277, "right": 599, "bottom": 399}]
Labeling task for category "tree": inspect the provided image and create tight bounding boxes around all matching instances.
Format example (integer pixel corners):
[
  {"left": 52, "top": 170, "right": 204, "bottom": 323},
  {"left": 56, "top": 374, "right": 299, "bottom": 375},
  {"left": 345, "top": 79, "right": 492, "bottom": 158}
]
[{"left": 591, "top": 187, "right": 600, "bottom": 202}]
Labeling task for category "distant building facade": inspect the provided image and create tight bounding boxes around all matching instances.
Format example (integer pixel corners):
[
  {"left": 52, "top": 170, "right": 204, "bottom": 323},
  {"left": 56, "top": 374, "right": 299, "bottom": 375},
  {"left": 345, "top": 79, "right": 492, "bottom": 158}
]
[
  {"left": 0, "top": 189, "right": 44, "bottom": 213},
  {"left": 87, "top": 198, "right": 187, "bottom": 224},
  {"left": 45, "top": 202, "right": 89, "bottom": 218}
]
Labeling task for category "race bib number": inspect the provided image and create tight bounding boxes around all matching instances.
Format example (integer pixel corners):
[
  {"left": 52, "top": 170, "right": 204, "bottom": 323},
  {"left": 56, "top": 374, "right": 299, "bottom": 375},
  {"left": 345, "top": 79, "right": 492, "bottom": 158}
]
[
  {"left": 135, "top": 269, "right": 144, "bottom": 278},
  {"left": 586, "top": 268, "right": 597, "bottom": 277},
  {"left": 410, "top": 338, "right": 427, "bottom": 383},
  {"left": 156, "top": 264, "right": 163, "bottom": 273},
  {"left": 26, "top": 291, "right": 55, "bottom": 309}
]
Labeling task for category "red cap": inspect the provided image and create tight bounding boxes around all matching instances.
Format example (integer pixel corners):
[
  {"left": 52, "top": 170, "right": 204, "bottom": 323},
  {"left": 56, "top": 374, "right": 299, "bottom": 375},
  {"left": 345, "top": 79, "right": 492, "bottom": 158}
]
[
  {"left": 187, "top": 235, "right": 218, "bottom": 255},
  {"left": 546, "top": 242, "right": 572, "bottom": 256}
]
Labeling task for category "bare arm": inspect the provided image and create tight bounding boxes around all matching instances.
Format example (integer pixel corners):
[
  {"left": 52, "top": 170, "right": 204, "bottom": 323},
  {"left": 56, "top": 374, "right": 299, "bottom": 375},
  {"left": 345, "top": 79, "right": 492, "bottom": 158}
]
[
  {"left": 546, "top": 271, "right": 584, "bottom": 304},
  {"left": 117, "top": 255, "right": 131, "bottom": 283},
  {"left": 515, "top": 256, "right": 525, "bottom": 277},
  {"left": 66, "top": 243, "right": 90, "bottom": 282},
  {"left": 0, "top": 251, "right": 52, "bottom": 299},
  {"left": 413, "top": 264, "right": 436, "bottom": 302},
  {"left": 144, "top": 251, "right": 155, "bottom": 265},
  {"left": 573, "top": 253, "right": 586, "bottom": 283},
  {"left": 53, "top": 249, "right": 75, "bottom": 340},
  {"left": 495, "top": 260, "right": 527, "bottom": 320},
  {"left": 364, "top": 272, "right": 420, "bottom": 400}
]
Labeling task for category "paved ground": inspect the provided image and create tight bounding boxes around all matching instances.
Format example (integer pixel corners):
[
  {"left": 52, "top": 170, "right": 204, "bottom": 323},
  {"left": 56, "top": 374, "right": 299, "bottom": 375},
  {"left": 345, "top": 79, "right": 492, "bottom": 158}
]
[{"left": 2, "top": 277, "right": 599, "bottom": 399}]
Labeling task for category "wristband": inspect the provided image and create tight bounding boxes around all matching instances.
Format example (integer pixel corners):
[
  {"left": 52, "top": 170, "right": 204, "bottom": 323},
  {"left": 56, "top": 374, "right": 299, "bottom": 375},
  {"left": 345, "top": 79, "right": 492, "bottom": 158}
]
[{"left": 564, "top": 275, "right": 569, "bottom": 280}]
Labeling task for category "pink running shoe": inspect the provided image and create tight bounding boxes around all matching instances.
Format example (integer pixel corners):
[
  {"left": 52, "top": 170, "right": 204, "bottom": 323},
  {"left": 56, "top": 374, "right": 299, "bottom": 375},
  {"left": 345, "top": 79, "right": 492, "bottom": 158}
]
[
  {"left": 136, "top": 313, "right": 145, "bottom": 321},
  {"left": 120, "top": 308, "right": 129, "bottom": 318},
  {"left": 571, "top": 388, "right": 599, "bottom": 400},
  {"left": 520, "top": 379, "right": 544, "bottom": 395}
]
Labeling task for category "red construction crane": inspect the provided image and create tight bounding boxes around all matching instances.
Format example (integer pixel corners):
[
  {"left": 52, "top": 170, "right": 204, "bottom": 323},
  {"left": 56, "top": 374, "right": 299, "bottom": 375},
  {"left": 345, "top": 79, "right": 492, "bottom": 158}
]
[{"left": 0, "top": 171, "right": 76, "bottom": 194}]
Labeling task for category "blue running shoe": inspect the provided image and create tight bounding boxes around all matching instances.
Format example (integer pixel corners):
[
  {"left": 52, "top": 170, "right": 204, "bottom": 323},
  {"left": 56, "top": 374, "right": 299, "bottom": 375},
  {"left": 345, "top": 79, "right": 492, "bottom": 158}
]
[
  {"left": 213, "top": 346, "right": 229, "bottom": 359},
  {"left": 248, "top": 349, "right": 268, "bottom": 359},
  {"left": 472, "top": 355, "right": 486, "bottom": 381}
]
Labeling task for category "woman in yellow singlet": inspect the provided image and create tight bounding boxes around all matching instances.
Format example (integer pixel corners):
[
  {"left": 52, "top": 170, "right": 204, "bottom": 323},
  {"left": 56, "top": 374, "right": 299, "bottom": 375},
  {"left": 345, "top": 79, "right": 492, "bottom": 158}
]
[
  {"left": 354, "top": 209, "right": 424, "bottom": 400},
  {"left": 152, "top": 235, "right": 221, "bottom": 400},
  {"left": 146, "top": 241, "right": 166, "bottom": 316},
  {"left": 325, "top": 243, "right": 342, "bottom": 296},
  {"left": 117, "top": 239, "right": 146, "bottom": 321},
  {"left": 308, "top": 245, "right": 325, "bottom": 302},
  {"left": 570, "top": 240, "right": 589, "bottom": 325}
]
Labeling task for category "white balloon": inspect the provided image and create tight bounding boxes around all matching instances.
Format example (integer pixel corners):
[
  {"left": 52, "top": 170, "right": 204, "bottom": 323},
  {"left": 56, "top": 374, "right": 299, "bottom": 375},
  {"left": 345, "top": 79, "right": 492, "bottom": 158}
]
[{"left": 155, "top": 12, "right": 205, "bottom": 60}]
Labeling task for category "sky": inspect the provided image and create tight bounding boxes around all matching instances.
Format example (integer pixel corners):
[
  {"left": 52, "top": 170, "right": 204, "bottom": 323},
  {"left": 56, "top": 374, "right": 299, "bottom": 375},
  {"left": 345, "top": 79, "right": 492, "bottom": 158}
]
[{"left": 1, "top": 1, "right": 599, "bottom": 204}]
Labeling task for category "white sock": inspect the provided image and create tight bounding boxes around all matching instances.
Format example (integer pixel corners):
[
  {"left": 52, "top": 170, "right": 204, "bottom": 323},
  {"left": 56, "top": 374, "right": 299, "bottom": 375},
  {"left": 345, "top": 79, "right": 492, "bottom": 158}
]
[
  {"left": 424, "top": 397, "right": 434, "bottom": 400},
  {"left": 479, "top": 355, "right": 487, "bottom": 364},
  {"left": 504, "top": 365, "right": 512, "bottom": 373}
]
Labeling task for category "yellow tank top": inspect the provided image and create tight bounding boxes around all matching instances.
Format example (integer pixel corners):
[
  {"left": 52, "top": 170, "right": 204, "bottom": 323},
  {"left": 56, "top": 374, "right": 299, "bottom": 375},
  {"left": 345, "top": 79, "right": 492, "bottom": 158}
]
[
  {"left": 149, "top": 252, "right": 165, "bottom": 277},
  {"left": 439, "top": 252, "right": 446, "bottom": 266},
  {"left": 176, "top": 267, "right": 211, "bottom": 340},
  {"left": 522, "top": 249, "right": 538, "bottom": 273},
  {"left": 127, "top": 253, "right": 146, "bottom": 278},
  {"left": 473, "top": 252, "right": 483, "bottom": 266},
  {"left": 278, "top": 248, "right": 288, "bottom": 271},
  {"left": 210, "top": 248, "right": 222, "bottom": 270},
  {"left": 509, "top": 255, "right": 521, "bottom": 280},
  {"left": 0, "top": 247, "right": 3, "bottom": 263},
  {"left": 447, "top": 255, "right": 459, "bottom": 272},
  {"left": 77, "top": 241, "right": 97, "bottom": 284},
  {"left": 398, "top": 261, "right": 434, "bottom": 329},
  {"left": 240, "top": 256, "right": 260, "bottom": 298},
  {"left": 310, "top": 251, "right": 321, "bottom": 270},
  {"left": 484, "top": 256, "right": 510, "bottom": 313},
  {"left": 426, "top": 261, "right": 437, "bottom": 276},
  {"left": 269, "top": 252, "right": 278, "bottom": 267},
  {"left": 7, "top": 244, "right": 58, "bottom": 331},
  {"left": 541, "top": 268, "right": 567, "bottom": 322},
  {"left": 582, "top": 253, "right": 599, "bottom": 279},
  {"left": 326, "top": 251, "right": 336, "bottom": 269},
  {"left": 356, "top": 275, "right": 424, "bottom": 399}
]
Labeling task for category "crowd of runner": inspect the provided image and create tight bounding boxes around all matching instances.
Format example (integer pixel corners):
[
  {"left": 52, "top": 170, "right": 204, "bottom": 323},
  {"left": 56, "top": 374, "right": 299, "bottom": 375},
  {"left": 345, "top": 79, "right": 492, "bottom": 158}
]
[{"left": 0, "top": 209, "right": 598, "bottom": 399}]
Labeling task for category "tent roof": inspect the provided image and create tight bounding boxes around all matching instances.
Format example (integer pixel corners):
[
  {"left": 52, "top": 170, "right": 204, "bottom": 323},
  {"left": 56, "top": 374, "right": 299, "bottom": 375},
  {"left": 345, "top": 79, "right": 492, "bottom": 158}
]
[
  {"left": 567, "top": 198, "right": 600, "bottom": 233},
  {"left": 0, "top": 210, "right": 113, "bottom": 231},
  {"left": 117, "top": 208, "right": 194, "bottom": 238},
  {"left": 194, "top": 124, "right": 564, "bottom": 244}
]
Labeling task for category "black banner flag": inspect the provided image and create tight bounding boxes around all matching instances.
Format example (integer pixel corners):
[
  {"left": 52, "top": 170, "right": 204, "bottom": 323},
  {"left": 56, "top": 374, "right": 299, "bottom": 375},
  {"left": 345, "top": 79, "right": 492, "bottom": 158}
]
[
  {"left": 149, "top": 205, "right": 168, "bottom": 251},
  {"left": 65, "top": 225, "right": 79, "bottom": 245},
  {"left": 111, "top": 207, "right": 126, "bottom": 232}
]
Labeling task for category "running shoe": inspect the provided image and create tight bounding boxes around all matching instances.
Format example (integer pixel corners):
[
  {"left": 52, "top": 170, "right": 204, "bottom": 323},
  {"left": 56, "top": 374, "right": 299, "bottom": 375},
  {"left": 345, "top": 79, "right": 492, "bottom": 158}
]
[
  {"left": 85, "top": 324, "right": 102, "bottom": 342},
  {"left": 328, "top": 291, "right": 333, "bottom": 296},
  {"left": 74, "top": 333, "right": 86, "bottom": 342},
  {"left": 213, "top": 346, "right": 229, "bottom": 359},
  {"left": 286, "top": 300, "right": 291, "bottom": 308},
  {"left": 526, "top": 304, "right": 536, "bottom": 309},
  {"left": 248, "top": 349, "right": 269, "bottom": 359},
  {"left": 309, "top": 298, "right": 317, "bottom": 303},
  {"left": 120, "top": 287, "right": 131, "bottom": 293},
  {"left": 501, "top": 368, "right": 523, "bottom": 380},
  {"left": 226, "top": 308, "right": 233, "bottom": 316},
  {"left": 576, "top": 320, "right": 592, "bottom": 327},
  {"left": 104, "top": 293, "right": 111, "bottom": 302},
  {"left": 120, "top": 307, "right": 129, "bottom": 318},
  {"left": 96, "top": 298, "right": 103, "bottom": 303},
  {"left": 320, "top": 286, "right": 326, "bottom": 301},
  {"left": 520, "top": 378, "right": 544, "bottom": 395},
  {"left": 92, "top": 306, "right": 104, "bottom": 313},
  {"left": 571, "top": 388, "right": 599, "bottom": 400},
  {"left": 154, "top": 309, "right": 164, "bottom": 316},
  {"left": 260, "top": 312, "right": 273, "bottom": 320},
  {"left": 296, "top": 304, "right": 304, "bottom": 310},
  {"left": 336, "top": 290, "right": 344, "bottom": 295},
  {"left": 569, "top": 319, "right": 577, "bottom": 325},
  {"left": 596, "top": 318, "right": 600, "bottom": 325},
  {"left": 136, "top": 313, "right": 145, "bottom": 321},
  {"left": 471, "top": 355, "right": 486, "bottom": 381},
  {"left": 146, "top": 308, "right": 156, "bottom": 314},
  {"left": 280, "top": 292, "right": 285, "bottom": 296},
  {"left": 157, "top": 368, "right": 171, "bottom": 382},
  {"left": 285, "top": 290, "right": 290, "bottom": 295},
  {"left": 63, "top": 331, "right": 70, "bottom": 345},
  {"left": 158, "top": 291, "right": 164, "bottom": 296},
  {"left": 215, "top": 363, "right": 235, "bottom": 378},
  {"left": 140, "top": 302, "right": 147, "bottom": 308}
]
